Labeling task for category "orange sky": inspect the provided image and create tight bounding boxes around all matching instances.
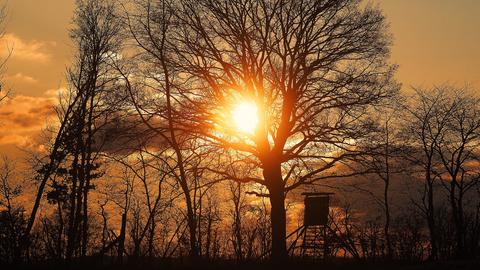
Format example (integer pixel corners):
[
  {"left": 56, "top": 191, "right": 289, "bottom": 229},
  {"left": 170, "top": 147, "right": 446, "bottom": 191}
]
[{"left": 0, "top": 0, "right": 479, "bottom": 159}]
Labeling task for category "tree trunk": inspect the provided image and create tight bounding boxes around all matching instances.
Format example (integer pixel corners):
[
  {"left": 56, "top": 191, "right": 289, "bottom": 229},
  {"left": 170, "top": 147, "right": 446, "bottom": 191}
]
[
  {"left": 450, "top": 180, "right": 466, "bottom": 259},
  {"left": 66, "top": 150, "right": 81, "bottom": 261},
  {"left": 383, "top": 120, "right": 392, "bottom": 259},
  {"left": 384, "top": 179, "right": 391, "bottom": 259},
  {"left": 81, "top": 177, "right": 89, "bottom": 257},
  {"left": 264, "top": 162, "right": 287, "bottom": 261},
  {"left": 269, "top": 189, "right": 287, "bottom": 261},
  {"left": 160, "top": 40, "right": 198, "bottom": 259},
  {"left": 118, "top": 212, "right": 127, "bottom": 263},
  {"left": 185, "top": 196, "right": 199, "bottom": 258},
  {"left": 23, "top": 91, "right": 81, "bottom": 249},
  {"left": 426, "top": 179, "right": 437, "bottom": 260},
  {"left": 81, "top": 92, "right": 96, "bottom": 258},
  {"left": 56, "top": 201, "right": 64, "bottom": 259}
]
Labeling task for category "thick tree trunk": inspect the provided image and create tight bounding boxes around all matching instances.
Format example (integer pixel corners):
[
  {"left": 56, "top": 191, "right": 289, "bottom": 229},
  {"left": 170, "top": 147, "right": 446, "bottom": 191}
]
[
  {"left": 264, "top": 162, "right": 287, "bottom": 261},
  {"left": 269, "top": 187, "right": 287, "bottom": 261}
]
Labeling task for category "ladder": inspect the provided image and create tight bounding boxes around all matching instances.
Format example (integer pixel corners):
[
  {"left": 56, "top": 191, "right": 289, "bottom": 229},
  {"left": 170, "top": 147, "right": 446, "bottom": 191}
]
[{"left": 300, "top": 225, "right": 327, "bottom": 258}]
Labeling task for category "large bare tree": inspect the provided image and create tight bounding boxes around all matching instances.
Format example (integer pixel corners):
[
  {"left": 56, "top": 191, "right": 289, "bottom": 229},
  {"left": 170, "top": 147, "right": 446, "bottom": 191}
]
[{"left": 159, "top": 0, "right": 399, "bottom": 260}]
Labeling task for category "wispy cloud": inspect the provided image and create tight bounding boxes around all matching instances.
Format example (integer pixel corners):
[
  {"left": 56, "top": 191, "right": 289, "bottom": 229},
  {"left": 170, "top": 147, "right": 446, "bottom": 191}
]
[
  {"left": 1, "top": 33, "right": 54, "bottom": 62},
  {"left": 43, "top": 87, "right": 67, "bottom": 98},
  {"left": 4, "top": 72, "right": 38, "bottom": 84},
  {"left": 0, "top": 95, "right": 56, "bottom": 150}
]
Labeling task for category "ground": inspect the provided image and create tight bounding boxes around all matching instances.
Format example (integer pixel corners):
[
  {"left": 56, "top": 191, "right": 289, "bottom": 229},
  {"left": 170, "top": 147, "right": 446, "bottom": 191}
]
[{"left": 4, "top": 258, "right": 480, "bottom": 270}]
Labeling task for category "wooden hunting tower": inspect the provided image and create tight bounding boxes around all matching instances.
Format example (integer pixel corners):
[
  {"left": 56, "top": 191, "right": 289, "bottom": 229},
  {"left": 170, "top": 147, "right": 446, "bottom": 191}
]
[
  {"left": 288, "top": 192, "right": 334, "bottom": 258},
  {"left": 303, "top": 192, "right": 330, "bottom": 226}
]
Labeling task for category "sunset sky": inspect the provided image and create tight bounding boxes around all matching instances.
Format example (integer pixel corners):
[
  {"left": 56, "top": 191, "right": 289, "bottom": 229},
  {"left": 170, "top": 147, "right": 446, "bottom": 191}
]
[{"left": 0, "top": 0, "right": 479, "bottom": 159}]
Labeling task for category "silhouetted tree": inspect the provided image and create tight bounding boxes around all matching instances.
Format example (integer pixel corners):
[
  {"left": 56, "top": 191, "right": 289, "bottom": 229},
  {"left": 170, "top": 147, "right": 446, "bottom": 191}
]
[
  {"left": 0, "top": 3, "right": 8, "bottom": 102},
  {"left": 432, "top": 88, "right": 480, "bottom": 258},
  {"left": 121, "top": 0, "right": 224, "bottom": 258},
  {"left": 402, "top": 87, "right": 455, "bottom": 260},
  {"left": 403, "top": 86, "right": 480, "bottom": 259},
  {"left": 0, "top": 157, "right": 26, "bottom": 263},
  {"left": 355, "top": 109, "right": 407, "bottom": 259},
  {"left": 26, "top": 0, "right": 122, "bottom": 260},
  {"left": 166, "top": 0, "right": 398, "bottom": 260}
]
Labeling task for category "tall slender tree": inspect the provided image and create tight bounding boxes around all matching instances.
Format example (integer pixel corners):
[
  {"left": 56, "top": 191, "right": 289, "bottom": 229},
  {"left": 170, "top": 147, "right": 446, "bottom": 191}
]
[
  {"left": 432, "top": 88, "right": 480, "bottom": 258},
  {"left": 122, "top": 0, "right": 220, "bottom": 258},
  {"left": 403, "top": 87, "right": 461, "bottom": 260},
  {"left": 26, "top": 0, "right": 122, "bottom": 260}
]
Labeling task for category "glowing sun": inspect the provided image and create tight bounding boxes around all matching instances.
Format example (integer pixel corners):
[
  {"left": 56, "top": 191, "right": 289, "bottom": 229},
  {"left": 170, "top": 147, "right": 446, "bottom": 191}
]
[{"left": 232, "top": 101, "right": 258, "bottom": 134}]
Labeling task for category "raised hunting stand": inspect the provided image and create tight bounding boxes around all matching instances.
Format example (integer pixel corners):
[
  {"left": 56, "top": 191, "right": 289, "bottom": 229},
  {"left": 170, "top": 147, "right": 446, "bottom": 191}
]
[{"left": 288, "top": 192, "right": 334, "bottom": 258}]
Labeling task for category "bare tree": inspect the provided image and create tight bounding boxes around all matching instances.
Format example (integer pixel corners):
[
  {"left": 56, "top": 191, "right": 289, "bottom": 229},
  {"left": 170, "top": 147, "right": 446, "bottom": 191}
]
[
  {"left": 432, "top": 88, "right": 480, "bottom": 258},
  {"left": 403, "top": 86, "right": 473, "bottom": 259},
  {"left": 163, "top": 0, "right": 398, "bottom": 260},
  {"left": 228, "top": 181, "right": 246, "bottom": 261},
  {"left": 25, "top": 0, "right": 122, "bottom": 260},
  {"left": 0, "top": 157, "right": 26, "bottom": 263},
  {"left": 354, "top": 109, "right": 407, "bottom": 259},
  {"left": 0, "top": 3, "right": 9, "bottom": 103},
  {"left": 106, "top": 148, "right": 172, "bottom": 260},
  {"left": 120, "top": 0, "right": 224, "bottom": 258}
]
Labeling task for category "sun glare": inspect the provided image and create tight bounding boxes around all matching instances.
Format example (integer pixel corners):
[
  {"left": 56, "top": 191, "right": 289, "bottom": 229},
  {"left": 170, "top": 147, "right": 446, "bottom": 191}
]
[{"left": 232, "top": 101, "right": 258, "bottom": 134}]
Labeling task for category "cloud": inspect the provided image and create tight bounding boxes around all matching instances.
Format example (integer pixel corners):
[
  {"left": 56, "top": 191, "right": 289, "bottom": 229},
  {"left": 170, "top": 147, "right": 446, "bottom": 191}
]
[
  {"left": 1, "top": 33, "right": 54, "bottom": 62},
  {"left": 4, "top": 72, "right": 38, "bottom": 84},
  {"left": 93, "top": 114, "right": 168, "bottom": 156},
  {"left": 0, "top": 95, "right": 56, "bottom": 150},
  {"left": 43, "top": 87, "right": 68, "bottom": 98},
  {"left": 0, "top": 91, "right": 170, "bottom": 156}
]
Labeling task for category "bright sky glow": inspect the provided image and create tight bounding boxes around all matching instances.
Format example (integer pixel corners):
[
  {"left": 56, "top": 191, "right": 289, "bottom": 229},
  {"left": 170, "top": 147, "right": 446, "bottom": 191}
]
[{"left": 232, "top": 101, "right": 258, "bottom": 134}]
